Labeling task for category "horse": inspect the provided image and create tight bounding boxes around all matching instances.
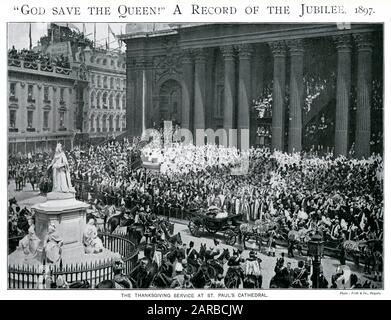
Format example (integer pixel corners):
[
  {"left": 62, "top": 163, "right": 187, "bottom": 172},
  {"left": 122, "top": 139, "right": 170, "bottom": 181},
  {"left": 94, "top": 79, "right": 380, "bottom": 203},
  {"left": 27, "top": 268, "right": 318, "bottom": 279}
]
[
  {"left": 128, "top": 259, "right": 159, "bottom": 288},
  {"left": 224, "top": 265, "right": 244, "bottom": 288},
  {"left": 107, "top": 206, "right": 137, "bottom": 233},
  {"left": 206, "top": 248, "right": 230, "bottom": 279},
  {"left": 9, "top": 197, "right": 17, "bottom": 206},
  {"left": 191, "top": 264, "right": 211, "bottom": 288},
  {"left": 127, "top": 223, "right": 146, "bottom": 246},
  {"left": 17, "top": 207, "right": 33, "bottom": 234}
]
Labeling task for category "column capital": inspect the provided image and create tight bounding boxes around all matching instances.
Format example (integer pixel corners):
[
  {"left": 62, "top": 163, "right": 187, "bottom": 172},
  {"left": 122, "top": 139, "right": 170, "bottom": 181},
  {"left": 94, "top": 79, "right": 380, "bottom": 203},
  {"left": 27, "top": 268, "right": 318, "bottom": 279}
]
[
  {"left": 353, "top": 32, "right": 373, "bottom": 51},
  {"left": 236, "top": 43, "right": 253, "bottom": 59},
  {"left": 287, "top": 39, "right": 305, "bottom": 55},
  {"left": 193, "top": 48, "right": 207, "bottom": 63},
  {"left": 221, "top": 45, "right": 235, "bottom": 59},
  {"left": 144, "top": 56, "right": 154, "bottom": 68},
  {"left": 181, "top": 49, "right": 193, "bottom": 64},
  {"left": 333, "top": 34, "right": 352, "bottom": 51},
  {"left": 134, "top": 56, "right": 146, "bottom": 70},
  {"left": 269, "top": 41, "right": 287, "bottom": 57}
]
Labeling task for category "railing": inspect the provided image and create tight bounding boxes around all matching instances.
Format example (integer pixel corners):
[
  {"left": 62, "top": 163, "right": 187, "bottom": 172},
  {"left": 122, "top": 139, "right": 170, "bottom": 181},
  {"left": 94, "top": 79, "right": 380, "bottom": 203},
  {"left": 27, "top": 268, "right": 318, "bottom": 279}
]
[
  {"left": 8, "top": 232, "right": 138, "bottom": 289},
  {"left": 8, "top": 59, "right": 72, "bottom": 76}
]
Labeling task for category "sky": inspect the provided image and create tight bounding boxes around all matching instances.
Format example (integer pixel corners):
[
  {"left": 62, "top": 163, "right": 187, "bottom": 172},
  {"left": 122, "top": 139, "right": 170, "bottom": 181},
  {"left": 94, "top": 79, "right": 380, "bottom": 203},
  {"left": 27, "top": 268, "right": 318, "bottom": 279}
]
[{"left": 8, "top": 22, "right": 127, "bottom": 51}]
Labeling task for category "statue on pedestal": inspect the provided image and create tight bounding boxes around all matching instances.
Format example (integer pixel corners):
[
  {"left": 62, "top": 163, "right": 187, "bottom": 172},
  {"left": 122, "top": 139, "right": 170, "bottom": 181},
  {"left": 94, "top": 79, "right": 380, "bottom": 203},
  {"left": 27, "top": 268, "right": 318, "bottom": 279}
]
[
  {"left": 83, "top": 219, "right": 104, "bottom": 254},
  {"left": 43, "top": 223, "right": 63, "bottom": 264},
  {"left": 47, "top": 143, "right": 75, "bottom": 195}
]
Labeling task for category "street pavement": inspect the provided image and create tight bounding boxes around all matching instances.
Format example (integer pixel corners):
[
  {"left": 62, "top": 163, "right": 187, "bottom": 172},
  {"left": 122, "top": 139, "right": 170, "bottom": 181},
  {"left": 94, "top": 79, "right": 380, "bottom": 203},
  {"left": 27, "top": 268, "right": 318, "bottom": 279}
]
[
  {"left": 9, "top": 185, "right": 382, "bottom": 289},
  {"left": 170, "top": 222, "right": 381, "bottom": 289}
]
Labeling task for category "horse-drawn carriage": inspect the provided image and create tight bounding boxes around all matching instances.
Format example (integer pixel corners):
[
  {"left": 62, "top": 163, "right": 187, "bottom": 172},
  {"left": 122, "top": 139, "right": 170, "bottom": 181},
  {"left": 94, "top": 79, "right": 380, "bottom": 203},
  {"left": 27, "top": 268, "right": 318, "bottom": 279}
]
[{"left": 187, "top": 208, "right": 242, "bottom": 245}]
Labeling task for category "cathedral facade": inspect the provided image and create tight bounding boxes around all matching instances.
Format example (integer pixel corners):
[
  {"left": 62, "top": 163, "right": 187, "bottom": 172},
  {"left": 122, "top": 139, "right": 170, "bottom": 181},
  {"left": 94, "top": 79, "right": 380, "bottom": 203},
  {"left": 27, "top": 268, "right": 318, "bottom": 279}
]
[{"left": 120, "top": 23, "right": 383, "bottom": 158}]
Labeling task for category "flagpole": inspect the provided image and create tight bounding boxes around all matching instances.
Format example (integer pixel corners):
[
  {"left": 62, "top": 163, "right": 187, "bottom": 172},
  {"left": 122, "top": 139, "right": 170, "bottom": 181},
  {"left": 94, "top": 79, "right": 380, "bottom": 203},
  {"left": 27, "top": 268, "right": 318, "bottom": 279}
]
[
  {"left": 94, "top": 23, "right": 96, "bottom": 48},
  {"left": 107, "top": 24, "right": 110, "bottom": 50},
  {"left": 29, "top": 23, "right": 32, "bottom": 50},
  {"left": 142, "top": 69, "right": 146, "bottom": 134}
]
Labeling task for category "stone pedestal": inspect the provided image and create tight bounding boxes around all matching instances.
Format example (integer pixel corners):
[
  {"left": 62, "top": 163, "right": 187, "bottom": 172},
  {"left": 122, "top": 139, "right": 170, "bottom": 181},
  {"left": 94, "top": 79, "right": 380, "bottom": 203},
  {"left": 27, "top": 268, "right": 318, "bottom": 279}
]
[{"left": 32, "top": 193, "right": 90, "bottom": 262}]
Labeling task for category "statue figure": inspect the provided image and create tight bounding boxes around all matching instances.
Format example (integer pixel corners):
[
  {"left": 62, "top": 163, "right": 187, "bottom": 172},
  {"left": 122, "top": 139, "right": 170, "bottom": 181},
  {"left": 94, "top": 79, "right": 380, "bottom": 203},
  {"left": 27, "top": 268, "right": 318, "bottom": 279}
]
[
  {"left": 18, "top": 218, "right": 41, "bottom": 260},
  {"left": 48, "top": 143, "right": 75, "bottom": 193},
  {"left": 43, "top": 223, "right": 63, "bottom": 264},
  {"left": 83, "top": 219, "right": 104, "bottom": 254}
]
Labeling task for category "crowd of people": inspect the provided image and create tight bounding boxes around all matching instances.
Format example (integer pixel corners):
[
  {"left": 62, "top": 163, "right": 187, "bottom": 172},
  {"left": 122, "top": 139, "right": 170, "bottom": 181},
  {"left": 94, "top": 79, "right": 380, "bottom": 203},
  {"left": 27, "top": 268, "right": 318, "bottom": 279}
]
[
  {"left": 8, "top": 136, "right": 384, "bottom": 287},
  {"left": 8, "top": 46, "right": 71, "bottom": 69}
]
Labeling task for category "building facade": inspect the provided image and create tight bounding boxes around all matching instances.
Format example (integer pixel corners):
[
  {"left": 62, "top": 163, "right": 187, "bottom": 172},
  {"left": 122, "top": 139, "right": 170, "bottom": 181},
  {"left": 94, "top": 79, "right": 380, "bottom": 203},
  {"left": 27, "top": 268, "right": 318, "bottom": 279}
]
[
  {"left": 8, "top": 54, "right": 81, "bottom": 154},
  {"left": 120, "top": 23, "right": 383, "bottom": 158},
  {"left": 8, "top": 23, "right": 128, "bottom": 153},
  {"left": 83, "top": 48, "right": 127, "bottom": 143}
]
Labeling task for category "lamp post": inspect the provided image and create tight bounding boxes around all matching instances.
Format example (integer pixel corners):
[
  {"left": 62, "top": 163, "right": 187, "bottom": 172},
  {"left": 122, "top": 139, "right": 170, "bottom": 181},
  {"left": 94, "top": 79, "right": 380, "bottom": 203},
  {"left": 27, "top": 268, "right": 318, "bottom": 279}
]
[{"left": 307, "top": 233, "right": 324, "bottom": 288}]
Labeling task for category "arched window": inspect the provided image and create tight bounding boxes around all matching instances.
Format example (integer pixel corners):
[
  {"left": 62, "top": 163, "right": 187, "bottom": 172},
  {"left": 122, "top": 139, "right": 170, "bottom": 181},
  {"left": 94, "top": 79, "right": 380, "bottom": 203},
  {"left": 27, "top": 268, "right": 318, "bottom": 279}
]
[
  {"left": 102, "top": 92, "right": 108, "bottom": 108},
  {"left": 96, "top": 92, "right": 101, "bottom": 108},
  {"left": 121, "top": 95, "right": 126, "bottom": 110},
  {"left": 109, "top": 94, "right": 114, "bottom": 109},
  {"left": 96, "top": 116, "right": 100, "bottom": 132},
  {"left": 116, "top": 116, "right": 120, "bottom": 131},
  {"left": 116, "top": 94, "right": 120, "bottom": 109},
  {"left": 121, "top": 115, "right": 126, "bottom": 130},
  {"left": 90, "top": 115, "right": 95, "bottom": 132}
]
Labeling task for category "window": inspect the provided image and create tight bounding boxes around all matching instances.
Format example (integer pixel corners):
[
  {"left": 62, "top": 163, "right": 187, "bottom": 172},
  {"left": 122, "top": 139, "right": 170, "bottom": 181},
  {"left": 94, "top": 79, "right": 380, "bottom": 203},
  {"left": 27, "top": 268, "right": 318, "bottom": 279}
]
[
  {"left": 122, "top": 96, "right": 125, "bottom": 110},
  {"left": 116, "top": 78, "right": 120, "bottom": 89},
  {"left": 10, "top": 83, "right": 16, "bottom": 97},
  {"left": 96, "top": 92, "right": 101, "bottom": 108},
  {"left": 27, "top": 84, "right": 34, "bottom": 102},
  {"left": 60, "top": 88, "right": 65, "bottom": 103},
  {"left": 59, "top": 111, "right": 65, "bottom": 128},
  {"left": 102, "top": 92, "right": 108, "bottom": 108},
  {"left": 9, "top": 110, "right": 16, "bottom": 128},
  {"left": 116, "top": 94, "right": 120, "bottom": 109},
  {"left": 44, "top": 86, "right": 50, "bottom": 102},
  {"left": 91, "top": 75, "right": 95, "bottom": 84},
  {"left": 90, "top": 116, "right": 94, "bottom": 132},
  {"left": 110, "top": 77, "right": 114, "bottom": 89},
  {"left": 27, "top": 110, "right": 33, "bottom": 128},
  {"left": 116, "top": 116, "right": 120, "bottom": 131},
  {"left": 97, "top": 75, "right": 101, "bottom": 87},
  {"left": 43, "top": 111, "right": 49, "bottom": 128},
  {"left": 103, "top": 76, "right": 108, "bottom": 88},
  {"left": 109, "top": 94, "right": 114, "bottom": 109}
]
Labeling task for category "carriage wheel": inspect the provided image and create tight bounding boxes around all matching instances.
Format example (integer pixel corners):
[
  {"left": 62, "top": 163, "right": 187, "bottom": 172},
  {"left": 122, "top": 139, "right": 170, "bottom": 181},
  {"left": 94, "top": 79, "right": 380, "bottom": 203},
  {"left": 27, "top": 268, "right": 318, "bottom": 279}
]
[
  {"left": 224, "top": 229, "right": 237, "bottom": 246},
  {"left": 188, "top": 219, "right": 201, "bottom": 237}
]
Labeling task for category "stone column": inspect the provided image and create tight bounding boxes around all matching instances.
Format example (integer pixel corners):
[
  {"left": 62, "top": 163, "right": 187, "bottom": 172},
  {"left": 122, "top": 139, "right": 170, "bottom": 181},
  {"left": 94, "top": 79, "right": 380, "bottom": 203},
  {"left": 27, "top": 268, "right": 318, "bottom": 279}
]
[
  {"left": 287, "top": 39, "right": 304, "bottom": 153},
  {"left": 270, "top": 41, "right": 287, "bottom": 151},
  {"left": 134, "top": 57, "right": 145, "bottom": 136},
  {"left": 126, "top": 57, "right": 136, "bottom": 135},
  {"left": 52, "top": 86, "right": 57, "bottom": 132},
  {"left": 354, "top": 33, "right": 373, "bottom": 158},
  {"left": 221, "top": 45, "right": 236, "bottom": 143},
  {"left": 193, "top": 49, "right": 206, "bottom": 132},
  {"left": 237, "top": 44, "right": 253, "bottom": 150},
  {"left": 333, "top": 34, "right": 352, "bottom": 157},
  {"left": 182, "top": 50, "right": 193, "bottom": 132},
  {"left": 145, "top": 57, "right": 154, "bottom": 130}
]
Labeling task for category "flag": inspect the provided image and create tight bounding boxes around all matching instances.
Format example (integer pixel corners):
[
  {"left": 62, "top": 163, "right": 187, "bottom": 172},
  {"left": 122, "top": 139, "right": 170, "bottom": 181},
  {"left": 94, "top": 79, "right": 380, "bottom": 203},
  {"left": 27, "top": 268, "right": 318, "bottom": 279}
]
[{"left": 54, "top": 22, "right": 79, "bottom": 31}]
